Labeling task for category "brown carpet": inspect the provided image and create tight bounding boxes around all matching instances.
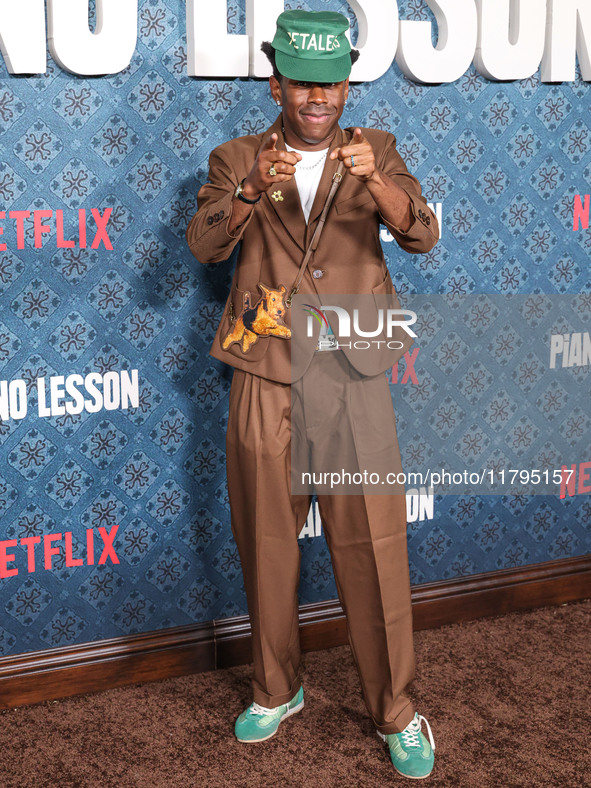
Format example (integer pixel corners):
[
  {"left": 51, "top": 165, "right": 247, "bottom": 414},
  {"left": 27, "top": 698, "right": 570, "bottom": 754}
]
[{"left": 0, "top": 599, "right": 589, "bottom": 788}]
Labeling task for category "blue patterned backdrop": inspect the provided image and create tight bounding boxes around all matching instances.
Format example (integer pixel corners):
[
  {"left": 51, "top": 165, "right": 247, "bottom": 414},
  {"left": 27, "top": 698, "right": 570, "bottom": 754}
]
[{"left": 0, "top": 0, "right": 589, "bottom": 658}]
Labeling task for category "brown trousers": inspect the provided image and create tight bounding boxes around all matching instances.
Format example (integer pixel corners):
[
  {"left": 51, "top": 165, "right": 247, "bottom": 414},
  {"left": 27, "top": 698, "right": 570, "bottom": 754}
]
[{"left": 226, "top": 353, "right": 416, "bottom": 734}]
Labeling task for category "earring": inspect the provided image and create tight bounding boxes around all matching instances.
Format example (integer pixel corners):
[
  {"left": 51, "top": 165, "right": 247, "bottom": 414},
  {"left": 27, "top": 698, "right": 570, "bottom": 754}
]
[{"left": 276, "top": 101, "right": 281, "bottom": 106}]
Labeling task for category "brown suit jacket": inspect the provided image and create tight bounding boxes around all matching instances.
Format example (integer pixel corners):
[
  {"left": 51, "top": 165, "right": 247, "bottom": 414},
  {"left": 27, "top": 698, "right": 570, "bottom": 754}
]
[{"left": 186, "top": 115, "right": 439, "bottom": 384}]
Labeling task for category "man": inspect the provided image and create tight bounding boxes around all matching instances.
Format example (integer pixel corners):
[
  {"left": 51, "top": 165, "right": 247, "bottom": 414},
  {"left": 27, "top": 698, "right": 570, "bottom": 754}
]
[{"left": 186, "top": 10, "right": 439, "bottom": 780}]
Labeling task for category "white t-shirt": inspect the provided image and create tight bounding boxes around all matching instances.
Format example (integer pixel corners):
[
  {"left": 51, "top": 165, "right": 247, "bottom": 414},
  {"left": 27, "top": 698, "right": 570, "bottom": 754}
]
[{"left": 285, "top": 144, "right": 329, "bottom": 223}]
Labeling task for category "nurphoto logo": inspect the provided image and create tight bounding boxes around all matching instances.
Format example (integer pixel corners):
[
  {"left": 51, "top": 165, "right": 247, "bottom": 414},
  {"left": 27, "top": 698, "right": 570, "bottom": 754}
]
[{"left": 303, "top": 304, "right": 417, "bottom": 351}]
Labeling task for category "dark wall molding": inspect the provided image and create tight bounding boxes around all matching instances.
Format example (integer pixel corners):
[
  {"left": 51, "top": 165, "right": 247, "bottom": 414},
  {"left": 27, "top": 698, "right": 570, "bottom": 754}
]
[{"left": 1, "top": 554, "right": 589, "bottom": 709}]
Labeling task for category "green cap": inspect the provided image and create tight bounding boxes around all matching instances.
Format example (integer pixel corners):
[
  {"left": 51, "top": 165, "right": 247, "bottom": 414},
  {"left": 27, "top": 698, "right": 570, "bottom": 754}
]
[{"left": 271, "top": 10, "right": 352, "bottom": 83}]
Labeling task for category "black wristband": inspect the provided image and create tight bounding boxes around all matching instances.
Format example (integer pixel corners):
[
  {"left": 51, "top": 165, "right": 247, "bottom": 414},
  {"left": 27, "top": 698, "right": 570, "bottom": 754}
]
[{"left": 235, "top": 179, "right": 261, "bottom": 204}]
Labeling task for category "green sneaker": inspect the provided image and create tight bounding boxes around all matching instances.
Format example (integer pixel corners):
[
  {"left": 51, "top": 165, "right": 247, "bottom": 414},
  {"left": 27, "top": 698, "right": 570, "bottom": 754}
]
[
  {"left": 377, "top": 712, "right": 435, "bottom": 780},
  {"left": 235, "top": 686, "right": 304, "bottom": 743}
]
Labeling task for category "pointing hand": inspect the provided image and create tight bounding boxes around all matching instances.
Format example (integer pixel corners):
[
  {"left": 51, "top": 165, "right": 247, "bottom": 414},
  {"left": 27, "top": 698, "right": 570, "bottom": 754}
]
[
  {"left": 241, "top": 133, "right": 302, "bottom": 199},
  {"left": 330, "top": 128, "right": 375, "bottom": 181}
]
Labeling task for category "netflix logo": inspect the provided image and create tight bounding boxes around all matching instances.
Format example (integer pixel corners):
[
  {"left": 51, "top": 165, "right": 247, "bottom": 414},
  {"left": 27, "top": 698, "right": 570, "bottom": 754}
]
[
  {"left": 0, "top": 526, "right": 120, "bottom": 579},
  {"left": 0, "top": 208, "right": 113, "bottom": 250},
  {"left": 560, "top": 462, "right": 591, "bottom": 499},
  {"left": 573, "top": 195, "right": 591, "bottom": 231}
]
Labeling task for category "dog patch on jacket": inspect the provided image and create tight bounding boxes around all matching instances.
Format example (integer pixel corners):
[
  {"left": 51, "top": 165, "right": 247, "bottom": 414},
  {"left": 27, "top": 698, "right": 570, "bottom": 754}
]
[{"left": 222, "top": 283, "right": 291, "bottom": 353}]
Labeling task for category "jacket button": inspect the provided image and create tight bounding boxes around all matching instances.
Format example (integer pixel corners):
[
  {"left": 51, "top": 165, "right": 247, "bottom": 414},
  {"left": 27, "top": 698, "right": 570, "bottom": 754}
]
[
  {"left": 207, "top": 216, "right": 214, "bottom": 225},
  {"left": 426, "top": 215, "right": 431, "bottom": 225},
  {"left": 312, "top": 269, "right": 324, "bottom": 279},
  {"left": 214, "top": 212, "right": 220, "bottom": 221},
  {"left": 219, "top": 210, "right": 224, "bottom": 219}
]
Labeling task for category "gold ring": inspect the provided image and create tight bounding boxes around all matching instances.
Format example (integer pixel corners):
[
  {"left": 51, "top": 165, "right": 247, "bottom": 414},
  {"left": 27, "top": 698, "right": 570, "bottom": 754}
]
[{"left": 268, "top": 165, "right": 277, "bottom": 176}]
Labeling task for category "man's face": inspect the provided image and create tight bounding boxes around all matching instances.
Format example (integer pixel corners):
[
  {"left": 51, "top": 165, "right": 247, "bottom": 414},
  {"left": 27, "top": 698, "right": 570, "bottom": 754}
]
[{"left": 270, "top": 75, "right": 349, "bottom": 150}]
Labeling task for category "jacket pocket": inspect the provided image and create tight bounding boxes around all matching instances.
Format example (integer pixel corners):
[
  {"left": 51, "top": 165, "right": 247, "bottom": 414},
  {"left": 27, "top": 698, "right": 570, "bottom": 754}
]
[
  {"left": 371, "top": 272, "right": 413, "bottom": 366},
  {"left": 371, "top": 268, "right": 395, "bottom": 296},
  {"left": 217, "top": 285, "right": 287, "bottom": 362},
  {"left": 334, "top": 191, "right": 374, "bottom": 215}
]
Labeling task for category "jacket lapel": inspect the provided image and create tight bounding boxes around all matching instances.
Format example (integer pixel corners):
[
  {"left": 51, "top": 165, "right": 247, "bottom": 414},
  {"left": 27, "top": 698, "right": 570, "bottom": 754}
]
[
  {"left": 305, "top": 125, "right": 350, "bottom": 248},
  {"left": 263, "top": 117, "right": 306, "bottom": 252}
]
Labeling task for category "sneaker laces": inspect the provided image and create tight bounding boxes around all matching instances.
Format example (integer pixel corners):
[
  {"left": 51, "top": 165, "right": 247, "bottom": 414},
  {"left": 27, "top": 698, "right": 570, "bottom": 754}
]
[
  {"left": 401, "top": 713, "right": 436, "bottom": 752},
  {"left": 249, "top": 701, "right": 282, "bottom": 716}
]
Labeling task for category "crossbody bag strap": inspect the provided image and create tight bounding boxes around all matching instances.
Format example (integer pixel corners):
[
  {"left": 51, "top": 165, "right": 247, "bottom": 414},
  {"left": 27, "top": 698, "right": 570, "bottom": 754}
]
[{"left": 285, "top": 161, "right": 345, "bottom": 308}]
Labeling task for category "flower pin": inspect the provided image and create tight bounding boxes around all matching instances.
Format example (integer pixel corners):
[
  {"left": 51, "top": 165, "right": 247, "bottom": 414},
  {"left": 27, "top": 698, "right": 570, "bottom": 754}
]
[{"left": 271, "top": 190, "right": 283, "bottom": 202}]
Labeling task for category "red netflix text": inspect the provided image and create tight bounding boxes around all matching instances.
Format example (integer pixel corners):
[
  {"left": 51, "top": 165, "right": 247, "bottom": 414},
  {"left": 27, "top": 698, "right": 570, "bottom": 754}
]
[
  {"left": 0, "top": 526, "right": 120, "bottom": 579},
  {"left": 389, "top": 348, "right": 420, "bottom": 384},
  {"left": 0, "top": 208, "right": 113, "bottom": 250},
  {"left": 573, "top": 195, "right": 591, "bottom": 231},
  {"left": 560, "top": 462, "right": 591, "bottom": 499}
]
